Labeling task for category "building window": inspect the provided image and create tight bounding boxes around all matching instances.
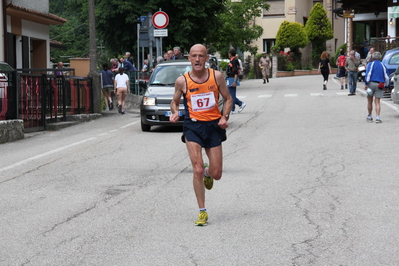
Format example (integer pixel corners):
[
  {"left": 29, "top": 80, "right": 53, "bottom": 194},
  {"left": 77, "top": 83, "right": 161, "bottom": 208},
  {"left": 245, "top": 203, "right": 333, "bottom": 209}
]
[
  {"left": 263, "top": 39, "right": 276, "bottom": 53},
  {"left": 263, "top": 0, "right": 285, "bottom": 17}
]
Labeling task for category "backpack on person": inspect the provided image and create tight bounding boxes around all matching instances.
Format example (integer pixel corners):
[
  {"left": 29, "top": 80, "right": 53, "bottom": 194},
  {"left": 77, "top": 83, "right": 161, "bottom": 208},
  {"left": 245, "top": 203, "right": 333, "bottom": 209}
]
[{"left": 338, "top": 55, "right": 346, "bottom": 67}]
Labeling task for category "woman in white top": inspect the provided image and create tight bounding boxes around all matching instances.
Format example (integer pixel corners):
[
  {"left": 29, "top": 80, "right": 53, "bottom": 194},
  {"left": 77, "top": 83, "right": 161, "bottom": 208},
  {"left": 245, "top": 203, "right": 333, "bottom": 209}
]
[{"left": 114, "top": 67, "right": 129, "bottom": 114}]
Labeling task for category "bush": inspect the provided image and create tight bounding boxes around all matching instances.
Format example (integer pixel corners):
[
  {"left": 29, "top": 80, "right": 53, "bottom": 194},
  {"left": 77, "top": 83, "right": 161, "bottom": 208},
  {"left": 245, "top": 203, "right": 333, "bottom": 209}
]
[
  {"left": 243, "top": 55, "right": 252, "bottom": 78},
  {"left": 277, "top": 51, "right": 294, "bottom": 71},
  {"left": 248, "top": 65, "right": 255, "bottom": 79},
  {"left": 220, "top": 61, "right": 228, "bottom": 71}
]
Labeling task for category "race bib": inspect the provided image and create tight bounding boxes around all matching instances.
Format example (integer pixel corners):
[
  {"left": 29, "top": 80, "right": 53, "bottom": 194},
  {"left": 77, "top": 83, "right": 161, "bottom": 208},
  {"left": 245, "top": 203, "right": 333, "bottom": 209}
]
[{"left": 191, "top": 92, "right": 216, "bottom": 112}]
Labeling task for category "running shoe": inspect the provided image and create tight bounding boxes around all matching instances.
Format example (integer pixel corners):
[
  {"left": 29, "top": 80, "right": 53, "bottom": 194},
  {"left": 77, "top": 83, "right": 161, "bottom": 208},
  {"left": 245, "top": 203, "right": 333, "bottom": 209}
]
[
  {"left": 376, "top": 117, "right": 382, "bottom": 123},
  {"left": 238, "top": 103, "right": 247, "bottom": 113},
  {"left": 118, "top": 104, "right": 122, "bottom": 113},
  {"left": 203, "top": 163, "right": 213, "bottom": 190},
  {"left": 194, "top": 211, "right": 208, "bottom": 226},
  {"left": 109, "top": 101, "right": 114, "bottom": 110},
  {"left": 367, "top": 115, "right": 373, "bottom": 123}
]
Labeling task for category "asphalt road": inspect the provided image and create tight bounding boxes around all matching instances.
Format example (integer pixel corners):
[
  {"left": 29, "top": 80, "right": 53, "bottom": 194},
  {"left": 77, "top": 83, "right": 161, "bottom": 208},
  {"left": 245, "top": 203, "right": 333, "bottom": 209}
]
[{"left": 1, "top": 74, "right": 399, "bottom": 265}]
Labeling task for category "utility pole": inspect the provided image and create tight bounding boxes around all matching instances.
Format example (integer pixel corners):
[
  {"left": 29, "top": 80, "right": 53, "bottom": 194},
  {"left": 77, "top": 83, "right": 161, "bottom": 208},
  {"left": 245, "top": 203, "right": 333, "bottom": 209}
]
[
  {"left": 88, "top": 0, "right": 101, "bottom": 113},
  {"left": 88, "top": 0, "right": 96, "bottom": 72}
]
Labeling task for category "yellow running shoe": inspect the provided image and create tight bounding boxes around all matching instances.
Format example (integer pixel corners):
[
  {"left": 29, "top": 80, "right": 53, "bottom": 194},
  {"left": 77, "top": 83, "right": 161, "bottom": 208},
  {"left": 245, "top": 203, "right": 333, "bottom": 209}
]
[
  {"left": 203, "top": 163, "right": 213, "bottom": 190},
  {"left": 195, "top": 211, "right": 208, "bottom": 226}
]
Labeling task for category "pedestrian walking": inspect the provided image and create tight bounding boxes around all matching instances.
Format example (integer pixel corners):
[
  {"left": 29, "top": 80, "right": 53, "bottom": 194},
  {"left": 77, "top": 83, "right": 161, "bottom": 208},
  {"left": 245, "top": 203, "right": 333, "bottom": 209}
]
[
  {"left": 364, "top": 51, "right": 389, "bottom": 123},
  {"left": 346, "top": 50, "right": 361, "bottom": 96},
  {"left": 169, "top": 44, "right": 233, "bottom": 226},
  {"left": 336, "top": 51, "right": 348, "bottom": 90},
  {"left": 114, "top": 67, "right": 129, "bottom": 114},
  {"left": 317, "top": 51, "right": 331, "bottom": 90},
  {"left": 227, "top": 48, "right": 246, "bottom": 114},
  {"left": 101, "top": 63, "right": 114, "bottom": 111},
  {"left": 259, "top": 52, "right": 271, "bottom": 84}
]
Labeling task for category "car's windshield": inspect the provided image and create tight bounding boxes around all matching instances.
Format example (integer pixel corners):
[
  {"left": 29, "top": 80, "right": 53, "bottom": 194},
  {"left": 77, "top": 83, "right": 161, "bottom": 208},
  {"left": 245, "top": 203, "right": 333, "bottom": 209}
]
[
  {"left": 150, "top": 65, "right": 192, "bottom": 85},
  {"left": 0, "top": 63, "right": 14, "bottom": 71},
  {"left": 388, "top": 53, "right": 399, "bottom": 65}
]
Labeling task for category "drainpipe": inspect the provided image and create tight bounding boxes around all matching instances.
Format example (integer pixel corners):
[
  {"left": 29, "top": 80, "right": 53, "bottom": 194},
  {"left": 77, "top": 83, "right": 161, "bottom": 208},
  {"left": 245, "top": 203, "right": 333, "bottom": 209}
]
[{"left": 2, "top": 0, "right": 7, "bottom": 62}]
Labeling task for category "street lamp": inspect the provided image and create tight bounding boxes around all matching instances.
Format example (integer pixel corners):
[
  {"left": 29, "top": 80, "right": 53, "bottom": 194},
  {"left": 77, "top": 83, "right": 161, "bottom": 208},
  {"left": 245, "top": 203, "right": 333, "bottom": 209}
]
[{"left": 390, "top": 18, "right": 394, "bottom": 25}]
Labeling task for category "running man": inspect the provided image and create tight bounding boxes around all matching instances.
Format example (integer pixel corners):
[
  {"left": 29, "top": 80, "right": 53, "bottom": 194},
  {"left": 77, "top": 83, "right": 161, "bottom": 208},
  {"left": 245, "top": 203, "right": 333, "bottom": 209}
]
[{"left": 169, "top": 44, "right": 232, "bottom": 226}]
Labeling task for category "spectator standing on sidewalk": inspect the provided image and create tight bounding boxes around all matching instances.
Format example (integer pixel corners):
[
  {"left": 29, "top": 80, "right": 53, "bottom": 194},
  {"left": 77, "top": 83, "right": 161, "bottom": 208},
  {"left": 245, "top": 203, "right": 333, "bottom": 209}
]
[
  {"left": 317, "top": 51, "right": 331, "bottom": 90},
  {"left": 227, "top": 48, "right": 246, "bottom": 114},
  {"left": 125, "top": 52, "right": 135, "bottom": 66},
  {"left": 366, "top": 47, "right": 375, "bottom": 65},
  {"left": 346, "top": 50, "right": 361, "bottom": 96},
  {"left": 101, "top": 63, "right": 114, "bottom": 111},
  {"left": 172, "top": 47, "right": 184, "bottom": 60},
  {"left": 119, "top": 57, "right": 137, "bottom": 72},
  {"left": 364, "top": 51, "right": 389, "bottom": 123}
]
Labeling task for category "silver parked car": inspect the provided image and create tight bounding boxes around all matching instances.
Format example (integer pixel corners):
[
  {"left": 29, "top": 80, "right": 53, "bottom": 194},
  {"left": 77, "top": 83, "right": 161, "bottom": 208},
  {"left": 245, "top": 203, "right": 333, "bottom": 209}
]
[{"left": 139, "top": 60, "right": 191, "bottom": 131}]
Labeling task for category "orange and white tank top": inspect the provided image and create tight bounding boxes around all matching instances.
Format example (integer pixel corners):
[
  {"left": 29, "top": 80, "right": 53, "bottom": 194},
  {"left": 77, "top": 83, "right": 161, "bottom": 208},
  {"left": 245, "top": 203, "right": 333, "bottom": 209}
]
[{"left": 183, "top": 68, "right": 222, "bottom": 121}]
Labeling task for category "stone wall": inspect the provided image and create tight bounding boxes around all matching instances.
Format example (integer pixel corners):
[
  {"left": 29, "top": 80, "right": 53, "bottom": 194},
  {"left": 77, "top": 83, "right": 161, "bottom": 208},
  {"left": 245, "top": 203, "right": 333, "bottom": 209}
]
[{"left": 0, "top": 120, "right": 24, "bottom": 144}]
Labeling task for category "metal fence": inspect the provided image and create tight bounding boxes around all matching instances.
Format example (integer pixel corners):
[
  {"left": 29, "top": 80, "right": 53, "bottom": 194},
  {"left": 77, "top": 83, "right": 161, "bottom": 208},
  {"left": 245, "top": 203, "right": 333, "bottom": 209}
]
[{"left": 0, "top": 69, "right": 93, "bottom": 132}]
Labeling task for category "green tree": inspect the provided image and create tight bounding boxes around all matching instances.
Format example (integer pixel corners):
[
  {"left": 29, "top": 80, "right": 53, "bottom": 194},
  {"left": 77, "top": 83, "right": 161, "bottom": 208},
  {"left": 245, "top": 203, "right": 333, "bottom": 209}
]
[
  {"left": 208, "top": 0, "right": 269, "bottom": 57},
  {"left": 275, "top": 21, "right": 308, "bottom": 69},
  {"left": 95, "top": 0, "right": 226, "bottom": 55},
  {"left": 276, "top": 21, "right": 308, "bottom": 53},
  {"left": 50, "top": 0, "right": 90, "bottom": 63},
  {"left": 304, "top": 3, "right": 333, "bottom": 61}
]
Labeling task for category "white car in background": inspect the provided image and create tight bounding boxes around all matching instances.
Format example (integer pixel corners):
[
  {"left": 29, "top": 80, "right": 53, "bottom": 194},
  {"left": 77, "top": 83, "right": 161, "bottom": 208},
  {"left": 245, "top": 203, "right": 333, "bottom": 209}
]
[{"left": 392, "top": 66, "right": 399, "bottom": 104}]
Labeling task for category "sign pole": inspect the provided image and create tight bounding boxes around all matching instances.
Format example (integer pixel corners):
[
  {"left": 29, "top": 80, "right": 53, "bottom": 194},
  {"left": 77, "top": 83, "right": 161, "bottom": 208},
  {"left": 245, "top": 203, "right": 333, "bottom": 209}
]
[
  {"left": 137, "top": 23, "right": 140, "bottom": 70},
  {"left": 148, "top": 12, "right": 153, "bottom": 69}
]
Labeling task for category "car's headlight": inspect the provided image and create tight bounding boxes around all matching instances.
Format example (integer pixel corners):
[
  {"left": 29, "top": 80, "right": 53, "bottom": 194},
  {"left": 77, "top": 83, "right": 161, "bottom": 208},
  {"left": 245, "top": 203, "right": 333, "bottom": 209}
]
[{"left": 143, "top": 97, "right": 156, "bottom": 106}]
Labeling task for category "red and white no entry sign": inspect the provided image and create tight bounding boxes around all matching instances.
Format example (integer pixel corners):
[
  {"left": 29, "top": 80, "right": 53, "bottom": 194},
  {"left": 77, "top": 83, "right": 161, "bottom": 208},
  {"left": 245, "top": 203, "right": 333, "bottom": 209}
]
[{"left": 152, "top": 11, "right": 169, "bottom": 29}]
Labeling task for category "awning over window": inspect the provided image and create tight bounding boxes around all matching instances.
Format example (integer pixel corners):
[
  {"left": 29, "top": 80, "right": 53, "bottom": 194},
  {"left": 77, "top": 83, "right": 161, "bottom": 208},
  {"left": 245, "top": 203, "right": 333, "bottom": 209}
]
[{"left": 390, "top": 6, "right": 399, "bottom": 19}]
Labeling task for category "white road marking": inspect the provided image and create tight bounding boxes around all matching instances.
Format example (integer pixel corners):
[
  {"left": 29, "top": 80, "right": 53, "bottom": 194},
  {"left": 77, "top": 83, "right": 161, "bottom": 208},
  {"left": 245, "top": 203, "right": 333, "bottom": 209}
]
[
  {"left": 0, "top": 137, "right": 96, "bottom": 173},
  {"left": 284, "top": 94, "right": 298, "bottom": 97},
  {"left": 0, "top": 120, "right": 139, "bottom": 173},
  {"left": 120, "top": 121, "right": 139, "bottom": 129}
]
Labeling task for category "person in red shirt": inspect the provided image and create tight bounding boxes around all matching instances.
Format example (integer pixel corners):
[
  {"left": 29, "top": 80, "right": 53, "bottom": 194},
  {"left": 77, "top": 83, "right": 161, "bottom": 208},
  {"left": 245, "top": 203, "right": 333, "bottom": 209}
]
[{"left": 170, "top": 44, "right": 232, "bottom": 226}]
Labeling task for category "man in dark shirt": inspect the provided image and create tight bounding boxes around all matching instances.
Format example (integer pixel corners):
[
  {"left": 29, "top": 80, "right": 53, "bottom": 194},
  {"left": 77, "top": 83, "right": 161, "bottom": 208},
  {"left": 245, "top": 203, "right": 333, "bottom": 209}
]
[
  {"left": 119, "top": 57, "right": 137, "bottom": 72},
  {"left": 226, "top": 48, "right": 246, "bottom": 114},
  {"left": 125, "top": 52, "right": 135, "bottom": 66},
  {"left": 172, "top": 47, "right": 184, "bottom": 60}
]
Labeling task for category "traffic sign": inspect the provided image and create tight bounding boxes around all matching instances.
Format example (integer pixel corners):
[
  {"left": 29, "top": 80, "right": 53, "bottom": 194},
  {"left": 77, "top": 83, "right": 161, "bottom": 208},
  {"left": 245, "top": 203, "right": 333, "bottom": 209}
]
[
  {"left": 154, "top": 29, "right": 168, "bottom": 37},
  {"left": 152, "top": 11, "right": 169, "bottom": 29},
  {"left": 140, "top": 16, "right": 147, "bottom": 22}
]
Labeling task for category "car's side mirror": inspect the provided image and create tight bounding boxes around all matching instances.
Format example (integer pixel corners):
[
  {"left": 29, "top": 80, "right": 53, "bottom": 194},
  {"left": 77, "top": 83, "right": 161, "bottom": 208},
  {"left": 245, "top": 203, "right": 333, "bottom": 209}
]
[{"left": 139, "top": 80, "right": 147, "bottom": 89}]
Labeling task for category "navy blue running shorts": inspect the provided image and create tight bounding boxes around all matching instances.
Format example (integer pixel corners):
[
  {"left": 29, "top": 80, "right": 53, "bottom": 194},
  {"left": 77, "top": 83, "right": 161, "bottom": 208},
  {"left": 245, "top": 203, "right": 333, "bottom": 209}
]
[{"left": 183, "top": 119, "right": 226, "bottom": 148}]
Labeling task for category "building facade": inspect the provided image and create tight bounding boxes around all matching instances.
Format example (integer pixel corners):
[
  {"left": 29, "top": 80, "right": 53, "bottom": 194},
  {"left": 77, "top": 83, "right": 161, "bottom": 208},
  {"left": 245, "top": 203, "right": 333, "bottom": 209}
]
[
  {"left": 252, "top": 0, "right": 344, "bottom": 61},
  {"left": 252, "top": 0, "right": 399, "bottom": 61},
  {"left": 0, "top": 0, "right": 66, "bottom": 69}
]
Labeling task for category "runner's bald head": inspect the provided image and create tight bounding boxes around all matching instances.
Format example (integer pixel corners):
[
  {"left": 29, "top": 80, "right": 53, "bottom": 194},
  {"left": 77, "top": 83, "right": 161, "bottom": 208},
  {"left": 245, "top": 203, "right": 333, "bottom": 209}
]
[{"left": 190, "top": 44, "right": 207, "bottom": 55}]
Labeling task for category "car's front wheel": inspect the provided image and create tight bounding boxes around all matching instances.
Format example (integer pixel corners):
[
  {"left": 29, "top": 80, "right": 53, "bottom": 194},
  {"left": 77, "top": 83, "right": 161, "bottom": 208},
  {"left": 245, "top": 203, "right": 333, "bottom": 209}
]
[{"left": 141, "top": 121, "right": 151, "bottom": 132}]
